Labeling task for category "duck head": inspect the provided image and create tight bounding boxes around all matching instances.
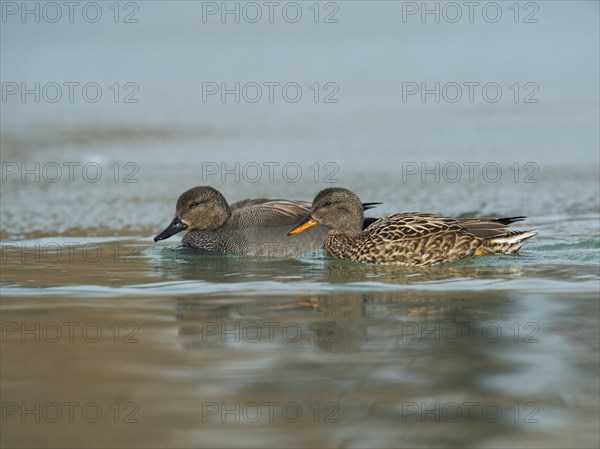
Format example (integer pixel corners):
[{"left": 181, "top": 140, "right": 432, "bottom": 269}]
[
  {"left": 154, "top": 186, "right": 231, "bottom": 241},
  {"left": 288, "top": 188, "right": 365, "bottom": 236}
]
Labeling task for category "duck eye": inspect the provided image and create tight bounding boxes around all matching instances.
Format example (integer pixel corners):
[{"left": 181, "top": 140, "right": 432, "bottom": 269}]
[
  {"left": 323, "top": 201, "right": 332, "bottom": 207},
  {"left": 189, "top": 201, "right": 199, "bottom": 209}
]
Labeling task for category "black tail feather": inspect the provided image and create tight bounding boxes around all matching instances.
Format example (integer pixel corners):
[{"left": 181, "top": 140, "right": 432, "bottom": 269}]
[
  {"left": 362, "top": 202, "right": 382, "bottom": 211},
  {"left": 495, "top": 216, "right": 527, "bottom": 225}
]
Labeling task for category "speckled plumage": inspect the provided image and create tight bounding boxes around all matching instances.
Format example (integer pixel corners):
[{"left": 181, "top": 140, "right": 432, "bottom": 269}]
[
  {"left": 289, "top": 188, "right": 538, "bottom": 266},
  {"left": 154, "top": 186, "right": 379, "bottom": 258}
]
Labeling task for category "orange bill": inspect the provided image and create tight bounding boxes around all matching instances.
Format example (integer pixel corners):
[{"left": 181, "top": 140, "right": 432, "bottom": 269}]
[{"left": 288, "top": 216, "right": 320, "bottom": 235}]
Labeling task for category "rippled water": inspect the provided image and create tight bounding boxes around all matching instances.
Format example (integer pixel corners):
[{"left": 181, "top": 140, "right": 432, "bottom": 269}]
[
  {"left": 2, "top": 218, "right": 599, "bottom": 448},
  {"left": 2, "top": 1, "right": 599, "bottom": 448}
]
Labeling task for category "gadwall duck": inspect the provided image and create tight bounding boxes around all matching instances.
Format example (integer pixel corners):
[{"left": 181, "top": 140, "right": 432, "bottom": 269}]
[
  {"left": 288, "top": 187, "right": 538, "bottom": 266},
  {"left": 154, "top": 186, "right": 380, "bottom": 257}
]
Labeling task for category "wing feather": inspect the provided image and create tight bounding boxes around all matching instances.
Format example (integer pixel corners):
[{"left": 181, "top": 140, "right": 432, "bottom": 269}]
[
  {"left": 229, "top": 199, "right": 312, "bottom": 228},
  {"left": 364, "top": 213, "right": 523, "bottom": 240}
]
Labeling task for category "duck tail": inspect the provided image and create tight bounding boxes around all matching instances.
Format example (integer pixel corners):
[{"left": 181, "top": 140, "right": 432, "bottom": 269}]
[
  {"left": 494, "top": 216, "right": 527, "bottom": 225},
  {"left": 480, "top": 230, "right": 538, "bottom": 255},
  {"left": 362, "top": 202, "right": 382, "bottom": 211}
]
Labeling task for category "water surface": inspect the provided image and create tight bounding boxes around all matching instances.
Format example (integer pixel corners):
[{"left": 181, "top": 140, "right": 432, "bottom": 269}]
[{"left": 1, "top": 1, "right": 599, "bottom": 448}]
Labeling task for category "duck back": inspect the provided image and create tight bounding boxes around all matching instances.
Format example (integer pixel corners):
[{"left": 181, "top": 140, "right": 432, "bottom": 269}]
[{"left": 182, "top": 198, "right": 327, "bottom": 257}]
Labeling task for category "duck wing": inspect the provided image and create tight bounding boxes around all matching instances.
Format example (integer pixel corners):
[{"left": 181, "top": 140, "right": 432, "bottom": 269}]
[
  {"left": 229, "top": 199, "right": 312, "bottom": 228},
  {"left": 458, "top": 216, "right": 527, "bottom": 238},
  {"left": 366, "top": 213, "right": 528, "bottom": 240},
  {"left": 365, "top": 213, "right": 464, "bottom": 240}
]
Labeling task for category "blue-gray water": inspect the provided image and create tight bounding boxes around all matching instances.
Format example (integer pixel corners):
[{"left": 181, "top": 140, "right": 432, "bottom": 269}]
[{"left": 1, "top": 2, "right": 599, "bottom": 448}]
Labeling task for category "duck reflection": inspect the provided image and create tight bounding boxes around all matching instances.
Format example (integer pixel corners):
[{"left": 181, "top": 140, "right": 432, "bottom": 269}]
[
  {"left": 321, "top": 257, "right": 533, "bottom": 285},
  {"left": 151, "top": 245, "right": 556, "bottom": 445},
  {"left": 171, "top": 282, "right": 523, "bottom": 365},
  {"left": 173, "top": 293, "right": 370, "bottom": 353},
  {"left": 149, "top": 247, "right": 535, "bottom": 359},
  {"left": 150, "top": 247, "right": 320, "bottom": 283},
  {"left": 151, "top": 245, "right": 534, "bottom": 286}
]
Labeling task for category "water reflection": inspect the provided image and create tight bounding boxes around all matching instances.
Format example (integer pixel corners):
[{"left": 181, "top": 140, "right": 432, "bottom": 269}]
[
  {"left": 165, "top": 288, "right": 597, "bottom": 448},
  {"left": 150, "top": 244, "right": 535, "bottom": 285},
  {"left": 1, "top": 241, "right": 598, "bottom": 448},
  {"left": 2, "top": 239, "right": 593, "bottom": 293}
]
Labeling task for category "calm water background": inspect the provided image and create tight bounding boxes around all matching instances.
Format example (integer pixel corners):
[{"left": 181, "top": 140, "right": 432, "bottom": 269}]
[{"left": 1, "top": 1, "right": 599, "bottom": 448}]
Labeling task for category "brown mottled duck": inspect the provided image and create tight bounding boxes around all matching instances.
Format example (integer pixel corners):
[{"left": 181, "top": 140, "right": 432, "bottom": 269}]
[{"left": 288, "top": 187, "right": 538, "bottom": 266}]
